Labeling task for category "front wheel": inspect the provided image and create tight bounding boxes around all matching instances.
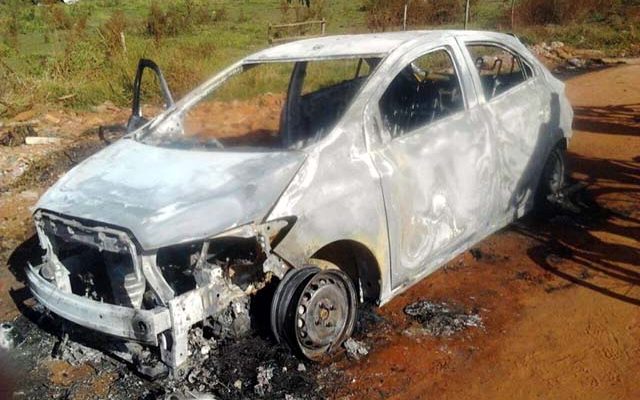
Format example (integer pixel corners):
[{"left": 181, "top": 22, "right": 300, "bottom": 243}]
[{"left": 270, "top": 266, "right": 358, "bottom": 360}]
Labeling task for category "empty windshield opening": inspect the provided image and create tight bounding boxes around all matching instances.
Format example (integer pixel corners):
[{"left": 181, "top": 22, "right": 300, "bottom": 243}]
[{"left": 138, "top": 58, "right": 380, "bottom": 151}]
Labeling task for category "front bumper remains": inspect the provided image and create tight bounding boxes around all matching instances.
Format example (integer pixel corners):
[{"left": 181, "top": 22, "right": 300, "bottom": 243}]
[
  {"left": 26, "top": 262, "right": 171, "bottom": 345},
  {"left": 27, "top": 211, "right": 291, "bottom": 375},
  {"left": 27, "top": 259, "right": 248, "bottom": 374}
]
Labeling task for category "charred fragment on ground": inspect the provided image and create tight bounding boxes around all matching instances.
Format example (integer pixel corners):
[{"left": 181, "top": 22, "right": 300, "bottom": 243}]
[{"left": 403, "top": 300, "right": 483, "bottom": 337}]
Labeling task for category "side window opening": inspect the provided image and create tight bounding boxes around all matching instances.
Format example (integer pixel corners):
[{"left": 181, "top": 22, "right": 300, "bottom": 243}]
[
  {"left": 141, "top": 57, "right": 380, "bottom": 151},
  {"left": 467, "top": 44, "right": 529, "bottom": 100},
  {"left": 292, "top": 58, "right": 379, "bottom": 145},
  {"left": 378, "top": 49, "right": 464, "bottom": 139}
]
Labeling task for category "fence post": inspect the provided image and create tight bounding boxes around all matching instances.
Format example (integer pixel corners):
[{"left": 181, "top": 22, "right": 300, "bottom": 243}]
[
  {"left": 464, "top": 0, "right": 470, "bottom": 30},
  {"left": 120, "top": 32, "right": 127, "bottom": 54},
  {"left": 403, "top": 1, "right": 408, "bottom": 31}
]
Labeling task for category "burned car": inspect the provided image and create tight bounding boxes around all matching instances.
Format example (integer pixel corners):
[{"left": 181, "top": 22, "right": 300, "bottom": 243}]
[{"left": 27, "top": 30, "right": 573, "bottom": 374}]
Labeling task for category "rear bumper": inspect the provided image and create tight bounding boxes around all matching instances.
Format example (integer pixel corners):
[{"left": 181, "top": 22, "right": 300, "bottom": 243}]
[{"left": 26, "top": 262, "right": 171, "bottom": 346}]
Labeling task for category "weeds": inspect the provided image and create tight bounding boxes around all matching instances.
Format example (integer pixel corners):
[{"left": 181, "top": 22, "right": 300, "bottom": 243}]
[
  {"left": 44, "top": 5, "right": 74, "bottom": 30},
  {"left": 515, "top": 0, "right": 629, "bottom": 25},
  {"left": 0, "top": 0, "right": 637, "bottom": 120},
  {"left": 99, "top": 11, "right": 127, "bottom": 58},
  {"left": 279, "top": 0, "right": 326, "bottom": 23},
  {"left": 146, "top": 0, "right": 225, "bottom": 43},
  {"left": 363, "top": 0, "right": 469, "bottom": 31}
]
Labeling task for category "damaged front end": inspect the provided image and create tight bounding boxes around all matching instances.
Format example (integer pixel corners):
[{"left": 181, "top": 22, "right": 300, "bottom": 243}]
[{"left": 27, "top": 210, "right": 293, "bottom": 377}]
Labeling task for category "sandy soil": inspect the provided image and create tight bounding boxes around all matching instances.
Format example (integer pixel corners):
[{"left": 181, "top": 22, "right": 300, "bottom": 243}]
[{"left": 0, "top": 65, "right": 638, "bottom": 399}]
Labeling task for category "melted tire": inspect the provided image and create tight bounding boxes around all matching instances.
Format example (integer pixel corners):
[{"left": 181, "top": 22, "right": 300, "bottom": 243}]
[{"left": 270, "top": 266, "right": 319, "bottom": 345}]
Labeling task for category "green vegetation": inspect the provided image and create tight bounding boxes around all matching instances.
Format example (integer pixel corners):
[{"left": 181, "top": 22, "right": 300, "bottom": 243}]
[{"left": 0, "top": 0, "right": 638, "bottom": 119}]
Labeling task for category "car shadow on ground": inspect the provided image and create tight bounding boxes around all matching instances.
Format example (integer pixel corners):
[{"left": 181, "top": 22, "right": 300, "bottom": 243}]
[
  {"left": 572, "top": 103, "right": 640, "bottom": 137},
  {"left": 513, "top": 150, "right": 640, "bottom": 306},
  {"left": 7, "top": 235, "right": 43, "bottom": 320}
]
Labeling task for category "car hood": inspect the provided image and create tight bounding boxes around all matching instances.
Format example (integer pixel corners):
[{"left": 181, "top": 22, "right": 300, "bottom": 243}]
[{"left": 36, "top": 139, "right": 306, "bottom": 250}]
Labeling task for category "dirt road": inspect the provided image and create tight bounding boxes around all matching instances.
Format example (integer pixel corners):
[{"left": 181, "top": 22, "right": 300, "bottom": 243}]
[
  {"left": 335, "top": 65, "right": 640, "bottom": 399},
  {"left": 1, "top": 65, "right": 639, "bottom": 399}
]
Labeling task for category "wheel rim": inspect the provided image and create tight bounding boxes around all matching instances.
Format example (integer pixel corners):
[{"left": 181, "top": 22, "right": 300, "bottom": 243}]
[
  {"left": 270, "top": 266, "right": 319, "bottom": 344},
  {"left": 293, "top": 269, "right": 357, "bottom": 360}
]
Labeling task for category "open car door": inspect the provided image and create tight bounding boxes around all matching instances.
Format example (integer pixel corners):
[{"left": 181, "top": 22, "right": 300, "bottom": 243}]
[{"left": 126, "top": 59, "right": 174, "bottom": 133}]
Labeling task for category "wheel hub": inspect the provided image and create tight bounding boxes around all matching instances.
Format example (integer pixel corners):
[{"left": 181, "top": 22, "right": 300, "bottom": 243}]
[{"left": 297, "top": 282, "right": 348, "bottom": 348}]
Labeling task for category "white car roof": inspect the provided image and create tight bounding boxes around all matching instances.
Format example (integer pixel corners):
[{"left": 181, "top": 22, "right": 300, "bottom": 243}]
[{"left": 244, "top": 30, "right": 520, "bottom": 63}]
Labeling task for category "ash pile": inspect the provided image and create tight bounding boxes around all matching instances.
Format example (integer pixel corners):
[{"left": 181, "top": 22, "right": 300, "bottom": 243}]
[
  {"left": 403, "top": 300, "right": 483, "bottom": 337},
  {"left": 3, "top": 311, "right": 324, "bottom": 400},
  {"left": 159, "top": 327, "right": 322, "bottom": 400}
]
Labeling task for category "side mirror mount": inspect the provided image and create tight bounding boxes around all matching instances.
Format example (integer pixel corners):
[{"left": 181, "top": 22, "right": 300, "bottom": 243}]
[{"left": 127, "top": 59, "right": 174, "bottom": 133}]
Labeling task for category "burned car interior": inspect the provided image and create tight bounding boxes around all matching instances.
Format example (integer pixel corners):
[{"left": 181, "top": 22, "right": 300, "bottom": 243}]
[
  {"left": 27, "top": 30, "right": 574, "bottom": 378},
  {"left": 379, "top": 48, "right": 464, "bottom": 137},
  {"left": 136, "top": 57, "right": 381, "bottom": 151},
  {"left": 468, "top": 43, "right": 535, "bottom": 99}
]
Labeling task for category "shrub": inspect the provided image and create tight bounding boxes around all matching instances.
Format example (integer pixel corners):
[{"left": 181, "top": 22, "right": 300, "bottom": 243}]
[
  {"left": 44, "top": 4, "right": 73, "bottom": 30},
  {"left": 5, "top": 4, "right": 19, "bottom": 48},
  {"left": 146, "top": 0, "right": 221, "bottom": 43},
  {"left": 99, "top": 10, "right": 128, "bottom": 57},
  {"left": 515, "top": 0, "right": 621, "bottom": 25},
  {"left": 363, "top": 0, "right": 467, "bottom": 31}
]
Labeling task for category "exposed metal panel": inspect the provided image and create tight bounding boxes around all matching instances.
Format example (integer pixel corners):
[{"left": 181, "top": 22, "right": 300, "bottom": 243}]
[
  {"left": 267, "top": 118, "right": 391, "bottom": 298},
  {"left": 36, "top": 139, "right": 306, "bottom": 250},
  {"left": 372, "top": 108, "right": 497, "bottom": 288},
  {"left": 26, "top": 263, "right": 171, "bottom": 345}
]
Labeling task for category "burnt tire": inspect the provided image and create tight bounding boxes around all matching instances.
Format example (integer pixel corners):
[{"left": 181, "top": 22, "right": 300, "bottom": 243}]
[
  {"left": 535, "top": 144, "right": 567, "bottom": 215},
  {"left": 270, "top": 266, "right": 357, "bottom": 360},
  {"left": 270, "top": 266, "right": 319, "bottom": 345}
]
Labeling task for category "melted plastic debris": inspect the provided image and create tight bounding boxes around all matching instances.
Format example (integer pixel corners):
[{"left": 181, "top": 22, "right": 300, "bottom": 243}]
[
  {"left": 403, "top": 300, "right": 483, "bottom": 337},
  {"left": 53, "top": 332, "right": 106, "bottom": 365},
  {"left": 343, "top": 338, "right": 369, "bottom": 361},
  {"left": 254, "top": 365, "right": 274, "bottom": 396},
  {"left": 0, "top": 322, "right": 21, "bottom": 350}
]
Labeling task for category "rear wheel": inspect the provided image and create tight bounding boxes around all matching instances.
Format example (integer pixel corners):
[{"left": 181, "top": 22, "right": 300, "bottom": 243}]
[
  {"left": 270, "top": 266, "right": 357, "bottom": 360},
  {"left": 535, "top": 144, "right": 567, "bottom": 214}
]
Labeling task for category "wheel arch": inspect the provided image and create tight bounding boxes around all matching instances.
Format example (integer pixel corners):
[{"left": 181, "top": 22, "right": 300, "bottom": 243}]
[{"left": 309, "top": 239, "right": 382, "bottom": 305}]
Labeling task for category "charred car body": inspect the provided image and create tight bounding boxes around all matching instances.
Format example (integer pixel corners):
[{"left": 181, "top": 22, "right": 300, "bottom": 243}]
[{"left": 27, "top": 30, "right": 573, "bottom": 375}]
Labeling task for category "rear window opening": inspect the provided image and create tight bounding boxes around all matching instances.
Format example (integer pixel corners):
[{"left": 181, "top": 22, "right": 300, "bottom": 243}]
[{"left": 138, "top": 58, "right": 381, "bottom": 151}]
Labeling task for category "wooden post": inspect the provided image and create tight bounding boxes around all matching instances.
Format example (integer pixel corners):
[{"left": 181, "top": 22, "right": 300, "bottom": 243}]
[
  {"left": 403, "top": 1, "right": 408, "bottom": 31},
  {"left": 511, "top": 0, "right": 516, "bottom": 30},
  {"left": 120, "top": 32, "right": 127, "bottom": 54},
  {"left": 464, "top": 0, "right": 470, "bottom": 30}
]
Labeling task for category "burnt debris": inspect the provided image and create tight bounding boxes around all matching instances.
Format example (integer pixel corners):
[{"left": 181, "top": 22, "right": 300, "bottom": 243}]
[{"left": 403, "top": 300, "right": 483, "bottom": 337}]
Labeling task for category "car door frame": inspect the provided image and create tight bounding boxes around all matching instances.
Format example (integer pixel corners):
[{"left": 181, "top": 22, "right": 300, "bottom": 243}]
[
  {"left": 362, "top": 37, "right": 499, "bottom": 293},
  {"left": 456, "top": 38, "right": 556, "bottom": 222}
]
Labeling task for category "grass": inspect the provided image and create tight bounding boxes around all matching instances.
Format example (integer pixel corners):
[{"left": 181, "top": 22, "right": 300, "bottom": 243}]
[{"left": 0, "top": 0, "right": 638, "bottom": 119}]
